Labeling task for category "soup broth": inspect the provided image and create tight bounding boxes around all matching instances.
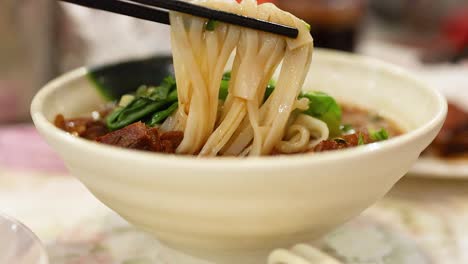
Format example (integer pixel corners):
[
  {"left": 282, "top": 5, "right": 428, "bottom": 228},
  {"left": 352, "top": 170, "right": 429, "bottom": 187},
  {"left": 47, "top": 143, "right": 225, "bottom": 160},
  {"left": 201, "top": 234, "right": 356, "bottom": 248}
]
[{"left": 55, "top": 102, "right": 403, "bottom": 156}]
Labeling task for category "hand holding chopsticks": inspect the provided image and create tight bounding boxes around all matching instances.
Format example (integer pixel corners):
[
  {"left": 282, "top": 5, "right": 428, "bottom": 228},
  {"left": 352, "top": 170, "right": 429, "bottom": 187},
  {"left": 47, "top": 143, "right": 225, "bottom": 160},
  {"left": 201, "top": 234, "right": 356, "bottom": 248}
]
[{"left": 59, "top": 0, "right": 299, "bottom": 39}]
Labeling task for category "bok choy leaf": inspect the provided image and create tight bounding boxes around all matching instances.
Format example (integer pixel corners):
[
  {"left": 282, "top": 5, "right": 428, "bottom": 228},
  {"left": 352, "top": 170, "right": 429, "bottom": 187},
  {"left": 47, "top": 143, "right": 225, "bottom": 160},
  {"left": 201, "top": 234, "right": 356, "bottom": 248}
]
[
  {"left": 106, "top": 76, "right": 177, "bottom": 130},
  {"left": 148, "top": 102, "right": 179, "bottom": 126},
  {"left": 299, "top": 91, "right": 342, "bottom": 137}
]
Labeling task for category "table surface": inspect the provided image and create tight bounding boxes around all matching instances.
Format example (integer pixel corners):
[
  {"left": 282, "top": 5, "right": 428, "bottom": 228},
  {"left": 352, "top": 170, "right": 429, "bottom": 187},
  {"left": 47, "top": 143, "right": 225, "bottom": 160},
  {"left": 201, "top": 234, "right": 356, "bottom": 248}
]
[{"left": 0, "top": 165, "right": 467, "bottom": 264}]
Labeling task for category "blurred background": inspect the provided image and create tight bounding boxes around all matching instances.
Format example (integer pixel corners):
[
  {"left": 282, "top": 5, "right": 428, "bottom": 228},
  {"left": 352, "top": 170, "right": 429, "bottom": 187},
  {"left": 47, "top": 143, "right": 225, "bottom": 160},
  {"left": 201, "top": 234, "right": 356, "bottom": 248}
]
[
  {"left": 1, "top": 0, "right": 467, "bottom": 123},
  {"left": 1, "top": 2, "right": 468, "bottom": 263}
]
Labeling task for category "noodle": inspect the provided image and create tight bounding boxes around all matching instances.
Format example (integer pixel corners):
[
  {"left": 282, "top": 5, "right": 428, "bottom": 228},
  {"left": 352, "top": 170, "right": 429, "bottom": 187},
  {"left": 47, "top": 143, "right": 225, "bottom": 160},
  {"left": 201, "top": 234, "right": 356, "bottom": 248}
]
[
  {"left": 169, "top": 0, "right": 318, "bottom": 156},
  {"left": 275, "top": 114, "right": 329, "bottom": 154},
  {"left": 170, "top": 11, "right": 239, "bottom": 154},
  {"left": 56, "top": 1, "right": 399, "bottom": 157},
  {"left": 268, "top": 244, "right": 343, "bottom": 264}
]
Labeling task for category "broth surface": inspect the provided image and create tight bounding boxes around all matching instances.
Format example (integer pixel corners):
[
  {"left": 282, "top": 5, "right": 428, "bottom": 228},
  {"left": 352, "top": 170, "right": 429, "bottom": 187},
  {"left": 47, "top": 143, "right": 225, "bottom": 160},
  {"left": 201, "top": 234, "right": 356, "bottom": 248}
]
[
  {"left": 54, "top": 102, "right": 404, "bottom": 156},
  {"left": 341, "top": 105, "right": 403, "bottom": 137}
]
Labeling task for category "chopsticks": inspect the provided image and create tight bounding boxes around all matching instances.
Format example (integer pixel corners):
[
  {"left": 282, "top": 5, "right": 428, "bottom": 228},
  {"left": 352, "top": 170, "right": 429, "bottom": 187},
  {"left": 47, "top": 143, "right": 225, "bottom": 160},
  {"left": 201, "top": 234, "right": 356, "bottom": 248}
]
[
  {"left": 61, "top": 0, "right": 170, "bottom": 24},
  {"left": 59, "top": 0, "right": 299, "bottom": 39}
]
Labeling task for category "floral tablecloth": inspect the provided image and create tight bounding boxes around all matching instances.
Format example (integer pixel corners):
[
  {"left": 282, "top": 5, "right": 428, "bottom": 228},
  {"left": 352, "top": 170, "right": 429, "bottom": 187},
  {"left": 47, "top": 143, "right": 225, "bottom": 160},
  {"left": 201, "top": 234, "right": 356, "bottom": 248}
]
[
  {"left": 1, "top": 114, "right": 468, "bottom": 264},
  {"left": 1, "top": 162, "right": 468, "bottom": 264}
]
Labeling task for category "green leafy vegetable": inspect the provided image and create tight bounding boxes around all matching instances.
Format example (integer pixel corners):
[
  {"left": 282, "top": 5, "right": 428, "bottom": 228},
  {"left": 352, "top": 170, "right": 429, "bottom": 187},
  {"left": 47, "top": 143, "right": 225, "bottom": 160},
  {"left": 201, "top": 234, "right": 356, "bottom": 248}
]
[
  {"left": 106, "top": 77, "right": 178, "bottom": 130},
  {"left": 87, "top": 56, "right": 175, "bottom": 101},
  {"left": 370, "top": 128, "right": 389, "bottom": 141},
  {"left": 358, "top": 133, "right": 365, "bottom": 145},
  {"left": 138, "top": 76, "right": 176, "bottom": 101},
  {"left": 263, "top": 79, "right": 276, "bottom": 102},
  {"left": 299, "top": 91, "right": 342, "bottom": 137},
  {"left": 106, "top": 98, "right": 168, "bottom": 130},
  {"left": 167, "top": 88, "right": 178, "bottom": 102},
  {"left": 106, "top": 72, "right": 346, "bottom": 140},
  {"left": 148, "top": 102, "right": 179, "bottom": 126},
  {"left": 206, "top": 20, "right": 219, "bottom": 31},
  {"left": 106, "top": 72, "right": 238, "bottom": 130},
  {"left": 219, "top": 72, "right": 231, "bottom": 101}
]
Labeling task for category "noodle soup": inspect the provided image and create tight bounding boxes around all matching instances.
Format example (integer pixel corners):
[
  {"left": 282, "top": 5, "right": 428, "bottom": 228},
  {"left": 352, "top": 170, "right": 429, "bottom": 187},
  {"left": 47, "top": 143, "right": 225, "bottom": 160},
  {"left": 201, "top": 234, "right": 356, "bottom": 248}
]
[
  {"left": 54, "top": 76, "right": 403, "bottom": 156},
  {"left": 54, "top": 0, "right": 403, "bottom": 157}
]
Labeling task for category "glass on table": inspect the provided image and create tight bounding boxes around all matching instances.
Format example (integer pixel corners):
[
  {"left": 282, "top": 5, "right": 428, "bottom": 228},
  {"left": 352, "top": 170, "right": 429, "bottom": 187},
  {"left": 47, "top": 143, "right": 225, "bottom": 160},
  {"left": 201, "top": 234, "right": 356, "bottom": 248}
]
[{"left": 0, "top": 213, "right": 49, "bottom": 264}]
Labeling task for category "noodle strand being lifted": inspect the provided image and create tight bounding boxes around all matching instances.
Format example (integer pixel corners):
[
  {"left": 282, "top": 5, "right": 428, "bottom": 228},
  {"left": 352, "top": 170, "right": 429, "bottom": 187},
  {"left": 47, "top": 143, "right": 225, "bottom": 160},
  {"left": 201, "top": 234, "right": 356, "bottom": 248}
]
[
  {"left": 55, "top": 0, "right": 400, "bottom": 156},
  {"left": 168, "top": 0, "right": 314, "bottom": 156}
]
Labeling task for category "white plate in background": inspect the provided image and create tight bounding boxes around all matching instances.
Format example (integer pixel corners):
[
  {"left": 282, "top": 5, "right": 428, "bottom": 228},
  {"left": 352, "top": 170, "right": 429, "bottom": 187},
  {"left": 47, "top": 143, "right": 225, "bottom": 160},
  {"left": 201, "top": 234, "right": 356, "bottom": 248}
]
[
  {"left": 360, "top": 39, "right": 468, "bottom": 179},
  {"left": 410, "top": 157, "right": 468, "bottom": 179},
  {"left": 409, "top": 65, "right": 468, "bottom": 178}
]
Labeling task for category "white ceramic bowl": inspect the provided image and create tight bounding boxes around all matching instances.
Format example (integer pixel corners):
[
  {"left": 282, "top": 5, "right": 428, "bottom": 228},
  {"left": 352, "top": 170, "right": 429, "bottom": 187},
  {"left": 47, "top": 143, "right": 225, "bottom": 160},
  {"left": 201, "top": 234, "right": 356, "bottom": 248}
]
[
  {"left": 0, "top": 213, "right": 49, "bottom": 264},
  {"left": 31, "top": 49, "right": 446, "bottom": 264}
]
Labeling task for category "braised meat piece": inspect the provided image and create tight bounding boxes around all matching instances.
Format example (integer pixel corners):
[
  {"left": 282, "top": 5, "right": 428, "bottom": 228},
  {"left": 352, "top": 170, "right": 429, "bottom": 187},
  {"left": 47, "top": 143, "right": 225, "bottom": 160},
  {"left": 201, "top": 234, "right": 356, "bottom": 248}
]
[
  {"left": 97, "top": 122, "right": 154, "bottom": 150},
  {"left": 96, "top": 122, "right": 183, "bottom": 153},
  {"left": 160, "top": 131, "right": 184, "bottom": 153},
  {"left": 429, "top": 103, "right": 468, "bottom": 157},
  {"left": 434, "top": 103, "right": 468, "bottom": 144},
  {"left": 55, "top": 112, "right": 185, "bottom": 154},
  {"left": 444, "top": 130, "right": 468, "bottom": 155}
]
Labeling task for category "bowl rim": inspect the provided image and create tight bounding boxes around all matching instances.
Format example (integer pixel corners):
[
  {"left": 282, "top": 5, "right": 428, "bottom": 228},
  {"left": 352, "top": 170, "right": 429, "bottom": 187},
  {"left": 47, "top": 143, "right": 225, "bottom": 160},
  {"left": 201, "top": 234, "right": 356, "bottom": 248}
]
[{"left": 31, "top": 49, "right": 447, "bottom": 170}]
